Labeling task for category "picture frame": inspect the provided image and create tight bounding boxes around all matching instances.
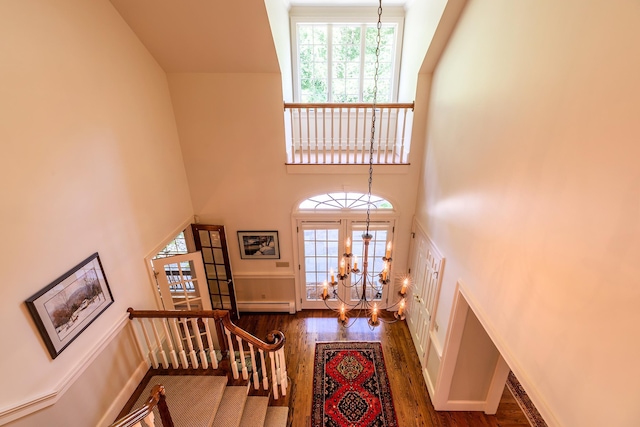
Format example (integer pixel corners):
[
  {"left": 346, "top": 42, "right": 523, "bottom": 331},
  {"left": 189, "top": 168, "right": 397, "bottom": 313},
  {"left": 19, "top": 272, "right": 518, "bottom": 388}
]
[
  {"left": 25, "top": 252, "right": 114, "bottom": 359},
  {"left": 237, "top": 231, "right": 280, "bottom": 259}
]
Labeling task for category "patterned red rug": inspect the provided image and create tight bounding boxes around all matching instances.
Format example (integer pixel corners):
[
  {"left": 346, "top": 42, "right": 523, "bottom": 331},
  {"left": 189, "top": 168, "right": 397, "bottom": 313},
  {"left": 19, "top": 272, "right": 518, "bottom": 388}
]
[{"left": 312, "top": 342, "right": 398, "bottom": 427}]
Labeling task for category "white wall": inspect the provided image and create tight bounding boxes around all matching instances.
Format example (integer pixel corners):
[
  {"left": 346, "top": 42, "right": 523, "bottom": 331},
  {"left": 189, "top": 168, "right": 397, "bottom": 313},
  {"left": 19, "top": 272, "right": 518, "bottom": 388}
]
[
  {"left": 167, "top": 72, "right": 421, "bottom": 303},
  {"left": 0, "top": 0, "right": 192, "bottom": 423},
  {"left": 417, "top": 1, "right": 640, "bottom": 426},
  {"left": 264, "top": 0, "right": 293, "bottom": 101},
  {"left": 398, "top": 0, "right": 447, "bottom": 100}
]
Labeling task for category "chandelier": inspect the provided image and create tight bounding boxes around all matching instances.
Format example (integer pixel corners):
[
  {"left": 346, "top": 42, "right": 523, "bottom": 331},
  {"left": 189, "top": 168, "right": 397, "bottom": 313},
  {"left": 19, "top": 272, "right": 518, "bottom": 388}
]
[{"left": 322, "top": 0, "right": 408, "bottom": 328}]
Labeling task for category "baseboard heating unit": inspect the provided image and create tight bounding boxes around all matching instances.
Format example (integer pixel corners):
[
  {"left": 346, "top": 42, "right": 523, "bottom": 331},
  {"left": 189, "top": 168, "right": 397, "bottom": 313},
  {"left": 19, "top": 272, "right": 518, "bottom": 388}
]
[{"left": 237, "top": 301, "right": 296, "bottom": 314}]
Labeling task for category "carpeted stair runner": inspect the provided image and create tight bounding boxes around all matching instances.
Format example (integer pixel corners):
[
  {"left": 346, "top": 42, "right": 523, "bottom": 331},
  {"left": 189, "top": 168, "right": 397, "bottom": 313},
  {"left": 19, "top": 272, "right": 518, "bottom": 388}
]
[
  {"left": 264, "top": 407, "right": 289, "bottom": 427},
  {"left": 132, "top": 375, "right": 287, "bottom": 427}
]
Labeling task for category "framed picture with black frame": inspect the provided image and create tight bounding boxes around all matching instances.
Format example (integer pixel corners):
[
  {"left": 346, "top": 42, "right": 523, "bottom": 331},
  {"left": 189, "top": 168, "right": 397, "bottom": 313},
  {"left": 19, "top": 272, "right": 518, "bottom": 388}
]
[
  {"left": 25, "top": 252, "right": 114, "bottom": 359},
  {"left": 237, "top": 231, "right": 280, "bottom": 259}
]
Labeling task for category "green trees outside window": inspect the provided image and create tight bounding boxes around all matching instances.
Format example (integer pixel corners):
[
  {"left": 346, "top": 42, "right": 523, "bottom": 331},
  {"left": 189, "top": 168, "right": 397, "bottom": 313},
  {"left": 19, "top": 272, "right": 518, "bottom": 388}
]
[{"left": 297, "top": 23, "right": 396, "bottom": 103}]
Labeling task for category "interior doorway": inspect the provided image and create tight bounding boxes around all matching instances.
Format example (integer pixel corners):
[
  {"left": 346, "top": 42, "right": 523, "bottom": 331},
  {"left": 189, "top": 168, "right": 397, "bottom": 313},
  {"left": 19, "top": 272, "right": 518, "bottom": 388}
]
[
  {"left": 148, "top": 223, "right": 238, "bottom": 319},
  {"left": 434, "top": 282, "right": 546, "bottom": 426}
]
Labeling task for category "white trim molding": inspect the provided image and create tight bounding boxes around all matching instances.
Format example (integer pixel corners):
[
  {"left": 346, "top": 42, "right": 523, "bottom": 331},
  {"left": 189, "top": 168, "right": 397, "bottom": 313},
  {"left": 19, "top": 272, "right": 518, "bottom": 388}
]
[{"left": 0, "top": 313, "right": 131, "bottom": 425}]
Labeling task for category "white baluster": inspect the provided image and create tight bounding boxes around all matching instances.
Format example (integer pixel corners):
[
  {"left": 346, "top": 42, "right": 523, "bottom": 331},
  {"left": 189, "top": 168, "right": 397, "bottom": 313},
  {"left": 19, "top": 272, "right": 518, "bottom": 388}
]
[
  {"left": 180, "top": 318, "right": 198, "bottom": 368},
  {"left": 345, "top": 107, "right": 351, "bottom": 162},
  {"left": 361, "top": 107, "right": 368, "bottom": 163},
  {"left": 161, "top": 318, "right": 179, "bottom": 368},
  {"left": 249, "top": 344, "right": 259, "bottom": 389},
  {"left": 203, "top": 319, "right": 218, "bottom": 369},
  {"left": 297, "top": 108, "right": 303, "bottom": 163},
  {"left": 384, "top": 107, "right": 392, "bottom": 163},
  {"left": 138, "top": 319, "right": 158, "bottom": 369},
  {"left": 225, "top": 327, "right": 239, "bottom": 379},
  {"left": 170, "top": 318, "right": 189, "bottom": 368},
  {"left": 278, "top": 347, "right": 288, "bottom": 395},
  {"left": 399, "top": 108, "right": 408, "bottom": 163},
  {"left": 305, "top": 106, "right": 310, "bottom": 163},
  {"left": 269, "top": 351, "right": 279, "bottom": 399},
  {"left": 191, "top": 318, "right": 208, "bottom": 369},
  {"left": 142, "top": 411, "right": 154, "bottom": 427},
  {"left": 259, "top": 349, "right": 268, "bottom": 390},
  {"left": 236, "top": 336, "right": 248, "bottom": 380},
  {"left": 150, "top": 319, "right": 168, "bottom": 368},
  {"left": 274, "top": 348, "right": 281, "bottom": 385}
]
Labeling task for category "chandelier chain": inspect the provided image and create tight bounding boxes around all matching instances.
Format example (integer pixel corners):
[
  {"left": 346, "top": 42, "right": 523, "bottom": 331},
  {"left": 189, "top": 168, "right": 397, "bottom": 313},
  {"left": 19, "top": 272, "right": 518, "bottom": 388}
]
[{"left": 366, "top": 0, "right": 383, "bottom": 236}]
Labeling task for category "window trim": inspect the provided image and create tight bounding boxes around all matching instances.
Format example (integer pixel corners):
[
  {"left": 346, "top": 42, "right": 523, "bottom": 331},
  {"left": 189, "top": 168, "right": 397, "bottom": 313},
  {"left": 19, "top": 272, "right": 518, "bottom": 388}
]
[{"left": 290, "top": 6, "right": 405, "bottom": 103}]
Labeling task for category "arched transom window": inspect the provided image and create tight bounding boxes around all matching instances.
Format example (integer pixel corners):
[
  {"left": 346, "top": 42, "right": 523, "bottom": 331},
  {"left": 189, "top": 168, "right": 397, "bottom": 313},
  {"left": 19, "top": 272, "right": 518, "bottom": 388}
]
[{"left": 299, "top": 192, "right": 393, "bottom": 210}]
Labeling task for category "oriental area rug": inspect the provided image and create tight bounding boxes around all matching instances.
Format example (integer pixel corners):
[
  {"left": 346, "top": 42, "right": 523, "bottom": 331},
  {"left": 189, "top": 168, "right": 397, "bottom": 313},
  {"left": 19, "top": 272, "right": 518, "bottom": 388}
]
[{"left": 312, "top": 342, "right": 399, "bottom": 427}]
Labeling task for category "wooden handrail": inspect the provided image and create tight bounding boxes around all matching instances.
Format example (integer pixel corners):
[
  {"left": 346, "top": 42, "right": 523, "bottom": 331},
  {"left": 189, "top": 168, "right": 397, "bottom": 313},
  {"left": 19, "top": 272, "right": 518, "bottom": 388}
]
[
  {"left": 110, "top": 385, "right": 173, "bottom": 427},
  {"left": 127, "top": 308, "right": 285, "bottom": 352},
  {"left": 284, "top": 102, "right": 414, "bottom": 110}
]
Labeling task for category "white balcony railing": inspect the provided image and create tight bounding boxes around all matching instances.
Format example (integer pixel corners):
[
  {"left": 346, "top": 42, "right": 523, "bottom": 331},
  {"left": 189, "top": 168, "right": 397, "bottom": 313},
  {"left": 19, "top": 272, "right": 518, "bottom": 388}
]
[{"left": 284, "top": 102, "right": 414, "bottom": 165}]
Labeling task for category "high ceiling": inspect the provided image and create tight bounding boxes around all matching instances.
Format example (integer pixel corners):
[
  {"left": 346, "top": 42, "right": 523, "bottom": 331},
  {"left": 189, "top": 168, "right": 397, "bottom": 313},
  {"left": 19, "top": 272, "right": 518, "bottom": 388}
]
[
  {"left": 109, "top": 0, "right": 281, "bottom": 73},
  {"left": 109, "top": 0, "right": 410, "bottom": 74}
]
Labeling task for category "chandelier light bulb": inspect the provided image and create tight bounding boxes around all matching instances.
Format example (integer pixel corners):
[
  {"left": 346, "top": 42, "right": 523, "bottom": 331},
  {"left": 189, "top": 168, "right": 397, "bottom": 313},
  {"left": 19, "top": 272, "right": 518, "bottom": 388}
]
[
  {"left": 400, "top": 278, "right": 408, "bottom": 295},
  {"left": 398, "top": 298, "right": 405, "bottom": 316}
]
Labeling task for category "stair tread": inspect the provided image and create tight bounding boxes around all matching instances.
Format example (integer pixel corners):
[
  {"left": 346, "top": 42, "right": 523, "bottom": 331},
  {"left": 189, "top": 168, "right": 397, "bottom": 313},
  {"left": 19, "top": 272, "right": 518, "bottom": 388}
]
[
  {"left": 264, "top": 406, "right": 289, "bottom": 427},
  {"left": 239, "top": 396, "right": 269, "bottom": 426},
  {"left": 132, "top": 375, "right": 228, "bottom": 427},
  {"left": 211, "top": 386, "right": 248, "bottom": 427}
]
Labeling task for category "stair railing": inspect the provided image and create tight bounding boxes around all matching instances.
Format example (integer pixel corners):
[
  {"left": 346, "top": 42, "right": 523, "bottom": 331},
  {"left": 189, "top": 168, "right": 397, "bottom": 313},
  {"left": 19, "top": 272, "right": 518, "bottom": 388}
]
[
  {"left": 127, "top": 308, "right": 288, "bottom": 398},
  {"left": 284, "top": 102, "right": 414, "bottom": 165},
  {"left": 110, "top": 385, "right": 173, "bottom": 427}
]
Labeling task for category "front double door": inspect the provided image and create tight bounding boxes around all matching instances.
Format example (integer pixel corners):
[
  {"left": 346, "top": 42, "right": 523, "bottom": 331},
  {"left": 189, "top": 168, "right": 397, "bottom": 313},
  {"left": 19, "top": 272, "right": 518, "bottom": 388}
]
[{"left": 298, "top": 219, "right": 394, "bottom": 310}]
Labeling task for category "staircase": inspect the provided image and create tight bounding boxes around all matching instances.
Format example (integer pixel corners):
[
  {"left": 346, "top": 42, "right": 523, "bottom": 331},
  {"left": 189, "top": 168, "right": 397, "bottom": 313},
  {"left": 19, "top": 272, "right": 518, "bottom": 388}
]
[
  {"left": 131, "top": 375, "right": 288, "bottom": 427},
  {"left": 110, "top": 308, "right": 289, "bottom": 427}
]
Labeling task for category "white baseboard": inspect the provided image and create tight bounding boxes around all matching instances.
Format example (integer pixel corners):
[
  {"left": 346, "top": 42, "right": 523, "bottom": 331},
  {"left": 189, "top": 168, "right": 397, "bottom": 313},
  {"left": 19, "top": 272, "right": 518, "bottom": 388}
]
[
  {"left": 95, "top": 360, "right": 148, "bottom": 427},
  {"left": 437, "top": 400, "right": 487, "bottom": 411},
  {"left": 423, "top": 365, "right": 436, "bottom": 397},
  {"left": 237, "top": 301, "right": 295, "bottom": 314}
]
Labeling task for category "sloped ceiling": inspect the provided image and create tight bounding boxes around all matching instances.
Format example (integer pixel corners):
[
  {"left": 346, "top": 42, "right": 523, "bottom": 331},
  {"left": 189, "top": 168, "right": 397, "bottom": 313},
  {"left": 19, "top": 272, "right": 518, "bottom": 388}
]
[{"left": 109, "top": 0, "right": 281, "bottom": 73}]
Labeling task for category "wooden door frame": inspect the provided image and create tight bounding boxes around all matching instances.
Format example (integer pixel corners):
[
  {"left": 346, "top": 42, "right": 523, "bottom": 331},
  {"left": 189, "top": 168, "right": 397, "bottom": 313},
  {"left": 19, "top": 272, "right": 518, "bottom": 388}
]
[{"left": 192, "top": 224, "right": 238, "bottom": 320}]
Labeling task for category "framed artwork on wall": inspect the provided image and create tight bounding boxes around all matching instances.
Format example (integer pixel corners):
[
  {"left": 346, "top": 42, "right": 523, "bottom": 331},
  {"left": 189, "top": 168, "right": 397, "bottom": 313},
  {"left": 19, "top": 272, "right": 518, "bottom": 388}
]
[
  {"left": 237, "top": 231, "right": 280, "bottom": 259},
  {"left": 25, "top": 252, "right": 114, "bottom": 359}
]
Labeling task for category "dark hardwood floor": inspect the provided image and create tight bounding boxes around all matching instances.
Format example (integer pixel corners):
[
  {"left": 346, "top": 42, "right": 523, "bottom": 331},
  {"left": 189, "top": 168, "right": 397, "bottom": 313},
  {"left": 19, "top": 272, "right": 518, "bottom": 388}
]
[{"left": 236, "top": 310, "right": 530, "bottom": 427}]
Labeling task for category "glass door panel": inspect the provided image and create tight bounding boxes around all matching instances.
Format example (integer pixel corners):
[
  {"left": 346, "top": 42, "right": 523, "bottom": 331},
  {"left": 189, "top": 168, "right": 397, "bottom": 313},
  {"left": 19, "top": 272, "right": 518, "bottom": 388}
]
[
  {"left": 192, "top": 224, "right": 238, "bottom": 319},
  {"left": 300, "top": 222, "right": 341, "bottom": 309},
  {"left": 349, "top": 222, "right": 389, "bottom": 304},
  {"left": 152, "top": 253, "right": 211, "bottom": 311}
]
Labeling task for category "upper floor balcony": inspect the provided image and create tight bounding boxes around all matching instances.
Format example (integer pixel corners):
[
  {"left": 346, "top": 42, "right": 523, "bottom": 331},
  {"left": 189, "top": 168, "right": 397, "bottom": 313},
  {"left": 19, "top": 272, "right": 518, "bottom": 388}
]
[{"left": 284, "top": 102, "right": 414, "bottom": 166}]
